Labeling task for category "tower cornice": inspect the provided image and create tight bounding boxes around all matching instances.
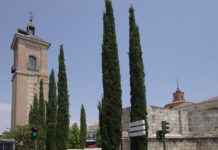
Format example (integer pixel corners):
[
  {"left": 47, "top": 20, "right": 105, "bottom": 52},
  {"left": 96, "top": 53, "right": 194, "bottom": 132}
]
[{"left": 11, "top": 31, "right": 51, "bottom": 50}]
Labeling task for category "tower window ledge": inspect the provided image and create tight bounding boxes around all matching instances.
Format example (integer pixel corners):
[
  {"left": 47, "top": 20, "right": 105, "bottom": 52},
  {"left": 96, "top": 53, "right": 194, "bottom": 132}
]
[{"left": 27, "top": 67, "right": 39, "bottom": 72}]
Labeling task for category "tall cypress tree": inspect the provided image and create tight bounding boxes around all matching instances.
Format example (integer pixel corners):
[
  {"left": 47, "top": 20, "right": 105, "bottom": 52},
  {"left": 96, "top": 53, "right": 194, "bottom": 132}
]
[
  {"left": 129, "top": 6, "right": 148, "bottom": 150},
  {"left": 56, "top": 45, "right": 69, "bottom": 150},
  {"left": 101, "top": 0, "right": 122, "bottom": 150},
  {"left": 29, "top": 106, "right": 33, "bottom": 125},
  {"left": 38, "top": 80, "right": 46, "bottom": 150},
  {"left": 80, "top": 104, "right": 87, "bottom": 149},
  {"left": 46, "top": 70, "right": 57, "bottom": 150},
  {"left": 29, "top": 95, "right": 39, "bottom": 127},
  {"left": 39, "top": 80, "right": 46, "bottom": 127}
]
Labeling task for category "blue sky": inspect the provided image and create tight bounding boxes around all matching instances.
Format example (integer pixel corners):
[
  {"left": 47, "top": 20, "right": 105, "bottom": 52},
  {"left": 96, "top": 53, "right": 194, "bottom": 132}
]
[{"left": 1, "top": 0, "right": 218, "bottom": 132}]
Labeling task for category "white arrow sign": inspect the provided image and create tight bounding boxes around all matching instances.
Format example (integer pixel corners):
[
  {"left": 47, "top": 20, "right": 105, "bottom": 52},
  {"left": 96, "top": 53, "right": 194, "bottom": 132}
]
[
  {"left": 128, "top": 120, "right": 146, "bottom": 137},
  {"left": 129, "top": 120, "right": 145, "bottom": 128},
  {"left": 129, "top": 125, "right": 145, "bottom": 133},
  {"left": 129, "top": 130, "right": 146, "bottom": 137}
]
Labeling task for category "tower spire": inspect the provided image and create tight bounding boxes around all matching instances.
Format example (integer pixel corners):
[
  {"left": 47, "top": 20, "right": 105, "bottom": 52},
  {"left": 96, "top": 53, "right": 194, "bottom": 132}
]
[
  {"left": 27, "top": 12, "right": 35, "bottom": 35},
  {"left": 177, "top": 79, "right": 180, "bottom": 90},
  {"left": 164, "top": 79, "right": 185, "bottom": 109}
]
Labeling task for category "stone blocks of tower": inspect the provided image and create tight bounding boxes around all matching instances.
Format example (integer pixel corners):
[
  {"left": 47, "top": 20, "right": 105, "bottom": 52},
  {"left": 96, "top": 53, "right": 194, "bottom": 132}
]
[{"left": 11, "top": 25, "right": 50, "bottom": 129}]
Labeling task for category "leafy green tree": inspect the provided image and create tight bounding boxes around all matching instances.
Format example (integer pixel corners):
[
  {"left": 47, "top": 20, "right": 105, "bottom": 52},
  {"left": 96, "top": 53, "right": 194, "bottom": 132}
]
[
  {"left": 56, "top": 45, "right": 70, "bottom": 150},
  {"left": 46, "top": 70, "right": 57, "bottom": 150},
  {"left": 80, "top": 104, "right": 87, "bottom": 149},
  {"left": 68, "top": 123, "right": 80, "bottom": 149},
  {"left": 101, "top": 0, "right": 122, "bottom": 150},
  {"left": 0, "top": 130, "right": 16, "bottom": 139},
  {"left": 128, "top": 6, "right": 148, "bottom": 150},
  {"left": 1, "top": 126, "right": 34, "bottom": 150},
  {"left": 38, "top": 80, "right": 46, "bottom": 150}
]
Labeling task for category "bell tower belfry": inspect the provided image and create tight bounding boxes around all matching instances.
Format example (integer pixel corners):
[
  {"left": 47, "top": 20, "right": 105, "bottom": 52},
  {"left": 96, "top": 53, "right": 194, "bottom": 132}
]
[
  {"left": 11, "top": 18, "right": 50, "bottom": 128},
  {"left": 164, "top": 81, "right": 186, "bottom": 109}
]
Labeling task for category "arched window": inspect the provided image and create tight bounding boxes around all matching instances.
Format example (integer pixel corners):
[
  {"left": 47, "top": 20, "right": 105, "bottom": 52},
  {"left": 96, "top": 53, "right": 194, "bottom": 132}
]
[{"left": 28, "top": 55, "right": 37, "bottom": 71}]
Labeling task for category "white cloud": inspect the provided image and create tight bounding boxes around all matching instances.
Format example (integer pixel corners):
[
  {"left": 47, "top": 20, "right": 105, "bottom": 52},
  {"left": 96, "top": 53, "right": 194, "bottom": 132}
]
[{"left": 0, "top": 102, "right": 11, "bottom": 134}]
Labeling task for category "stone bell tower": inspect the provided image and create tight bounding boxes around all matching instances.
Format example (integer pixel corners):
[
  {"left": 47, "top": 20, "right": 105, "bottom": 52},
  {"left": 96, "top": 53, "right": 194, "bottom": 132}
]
[
  {"left": 11, "top": 17, "right": 50, "bottom": 129},
  {"left": 164, "top": 81, "right": 186, "bottom": 109}
]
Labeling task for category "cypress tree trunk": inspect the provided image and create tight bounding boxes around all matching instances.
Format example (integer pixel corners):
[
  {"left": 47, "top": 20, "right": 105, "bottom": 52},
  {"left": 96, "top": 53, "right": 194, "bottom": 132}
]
[
  {"left": 38, "top": 80, "right": 46, "bottom": 150},
  {"left": 129, "top": 6, "right": 148, "bottom": 150},
  {"left": 46, "top": 70, "right": 57, "bottom": 150},
  {"left": 101, "top": 1, "right": 122, "bottom": 150},
  {"left": 56, "top": 45, "right": 70, "bottom": 150},
  {"left": 80, "top": 104, "right": 87, "bottom": 149}
]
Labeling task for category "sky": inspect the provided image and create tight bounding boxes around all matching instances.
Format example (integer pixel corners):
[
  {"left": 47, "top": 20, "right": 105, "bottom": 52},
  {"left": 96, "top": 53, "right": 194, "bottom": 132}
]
[{"left": 1, "top": 0, "right": 218, "bottom": 133}]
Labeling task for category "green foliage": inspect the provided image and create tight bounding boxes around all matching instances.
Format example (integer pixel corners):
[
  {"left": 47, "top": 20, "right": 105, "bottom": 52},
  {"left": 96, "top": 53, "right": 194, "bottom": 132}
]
[
  {"left": 97, "top": 102, "right": 102, "bottom": 147},
  {"left": 96, "top": 129, "right": 101, "bottom": 148},
  {"left": 29, "top": 106, "right": 33, "bottom": 125},
  {"left": 128, "top": 6, "right": 148, "bottom": 150},
  {"left": 38, "top": 80, "right": 46, "bottom": 150},
  {"left": 29, "top": 95, "right": 39, "bottom": 127},
  {"left": 80, "top": 105, "right": 87, "bottom": 148},
  {"left": 39, "top": 80, "right": 46, "bottom": 127},
  {"left": 46, "top": 70, "right": 57, "bottom": 150},
  {"left": 68, "top": 123, "right": 80, "bottom": 149},
  {"left": 101, "top": 0, "right": 122, "bottom": 150},
  {"left": 28, "top": 83, "right": 46, "bottom": 150},
  {"left": 1, "top": 130, "right": 16, "bottom": 139},
  {"left": 1, "top": 126, "right": 34, "bottom": 150},
  {"left": 56, "top": 45, "right": 70, "bottom": 150}
]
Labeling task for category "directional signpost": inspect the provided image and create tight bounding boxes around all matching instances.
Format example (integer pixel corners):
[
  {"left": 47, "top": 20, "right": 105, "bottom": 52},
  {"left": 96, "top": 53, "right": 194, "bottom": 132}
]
[{"left": 128, "top": 120, "right": 146, "bottom": 138}]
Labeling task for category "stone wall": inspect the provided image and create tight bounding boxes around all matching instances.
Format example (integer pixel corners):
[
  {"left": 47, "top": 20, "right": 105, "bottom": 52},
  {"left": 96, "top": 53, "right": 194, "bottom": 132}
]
[
  {"left": 122, "top": 137, "right": 218, "bottom": 150},
  {"left": 122, "top": 106, "right": 189, "bottom": 137},
  {"left": 174, "top": 98, "right": 218, "bottom": 137},
  {"left": 147, "top": 106, "right": 189, "bottom": 136},
  {"left": 187, "top": 106, "right": 218, "bottom": 136},
  {"left": 121, "top": 99, "right": 218, "bottom": 150}
]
